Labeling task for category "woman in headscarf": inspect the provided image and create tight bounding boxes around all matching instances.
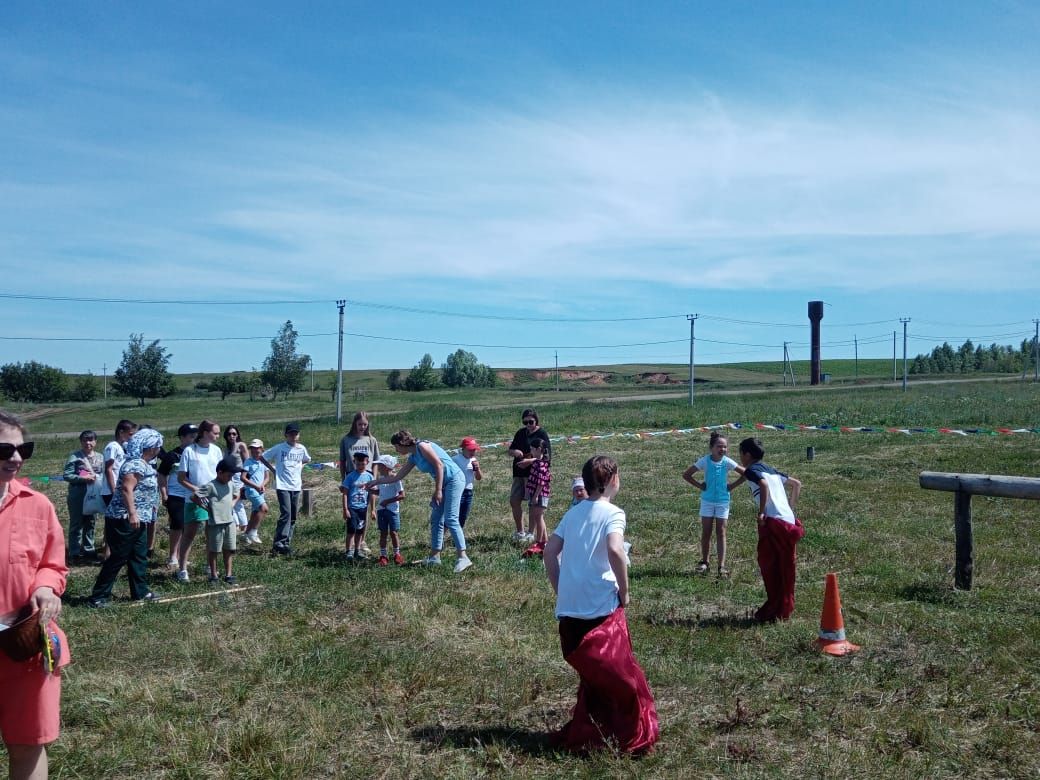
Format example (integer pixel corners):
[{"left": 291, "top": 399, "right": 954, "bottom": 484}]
[
  {"left": 0, "top": 410, "right": 70, "bottom": 780},
  {"left": 87, "top": 428, "right": 164, "bottom": 607}
]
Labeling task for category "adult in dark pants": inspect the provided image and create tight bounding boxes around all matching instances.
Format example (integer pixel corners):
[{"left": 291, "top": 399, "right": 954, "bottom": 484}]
[
  {"left": 87, "top": 429, "right": 164, "bottom": 607},
  {"left": 506, "top": 408, "right": 551, "bottom": 544},
  {"left": 62, "top": 429, "right": 103, "bottom": 562}
]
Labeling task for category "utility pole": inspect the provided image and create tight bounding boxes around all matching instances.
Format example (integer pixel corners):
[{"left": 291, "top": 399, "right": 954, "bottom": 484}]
[
  {"left": 687, "top": 314, "right": 698, "bottom": 405},
  {"left": 900, "top": 318, "right": 910, "bottom": 392},
  {"left": 336, "top": 300, "right": 345, "bottom": 423},
  {"left": 854, "top": 334, "right": 859, "bottom": 380},
  {"left": 1034, "top": 319, "right": 1039, "bottom": 383},
  {"left": 103, "top": 363, "right": 107, "bottom": 402},
  {"left": 892, "top": 331, "right": 897, "bottom": 382},
  {"left": 555, "top": 350, "right": 559, "bottom": 392},
  {"left": 309, "top": 357, "right": 314, "bottom": 392}
]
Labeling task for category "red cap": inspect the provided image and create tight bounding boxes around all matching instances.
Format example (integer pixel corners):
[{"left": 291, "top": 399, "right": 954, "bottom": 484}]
[{"left": 459, "top": 437, "right": 480, "bottom": 451}]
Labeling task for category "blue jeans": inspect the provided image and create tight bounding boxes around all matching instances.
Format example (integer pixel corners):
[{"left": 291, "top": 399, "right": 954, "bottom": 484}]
[
  {"left": 430, "top": 471, "right": 466, "bottom": 553},
  {"left": 273, "top": 489, "right": 299, "bottom": 550},
  {"left": 458, "top": 488, "right": 474, "bottom": 528}
]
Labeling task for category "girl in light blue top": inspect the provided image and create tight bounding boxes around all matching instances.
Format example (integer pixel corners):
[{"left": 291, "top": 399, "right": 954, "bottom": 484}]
[
  {"left": 682, "top": 432, "right": 744, "bottom": 577},
  {"left": 368, "top": 430, "right": 472, "bottom": 573}
]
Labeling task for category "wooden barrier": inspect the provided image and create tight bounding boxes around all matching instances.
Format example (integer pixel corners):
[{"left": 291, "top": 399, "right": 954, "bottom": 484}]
[{"left": 918, "top": 472, "right": 1040, "bottom": 590}]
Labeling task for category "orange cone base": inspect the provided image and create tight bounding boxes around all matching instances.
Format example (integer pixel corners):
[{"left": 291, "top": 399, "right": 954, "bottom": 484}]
[{"left": 815, "top": 637, "right": 860, "bottom": 656}]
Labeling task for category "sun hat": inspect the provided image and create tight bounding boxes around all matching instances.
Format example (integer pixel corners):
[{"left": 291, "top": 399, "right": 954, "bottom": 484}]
[
  {"left": 571, "top": 477, "right": 585, "bottom": 490},
  {"left": 374, "top": 454, "right": 398, "bottom": 469},
  {"left": 248, "top": 438, "right": 264, "bottom": 449}
]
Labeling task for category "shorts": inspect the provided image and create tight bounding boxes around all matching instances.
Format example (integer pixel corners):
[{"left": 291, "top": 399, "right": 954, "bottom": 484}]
[
  {"left": 165, "top": 495, "right": 185, "bottom": 531},
  {"left": 184, "top": 503, "right": 209, "bottom": 525},
  {"left": 347, "top": 507, "right": 367, "bottom": 533},
  {"left": 699, "top": 500, "right": 731, "bottom": 520},
  {"left": 527, "top": 494, "right": 550, "bottom": 509},
  {"left": 244, "top": 488, "right": 267, "bottom": 511},
  {"left": 377, "top": 507, "right": 401, "bottom": 533},
  {"left": 510, "top": 477, "right": 526, "bottom": 502},
  {"left": 232, "top": 500, "right": 248, "bottom": 527},
  {"left": 206, "top": 523, "right": 237, "bottom": 553},
  {"left": 0, "top": 656, "right": 62, "bottom": 745}
]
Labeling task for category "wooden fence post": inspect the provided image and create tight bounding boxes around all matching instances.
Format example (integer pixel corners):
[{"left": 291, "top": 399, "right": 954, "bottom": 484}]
[
  {"left": 953, "top": 490, "right": 973, "bottom": 590},
  {"left": 301, "top": 488, "right": 313, "bottom": 517}
]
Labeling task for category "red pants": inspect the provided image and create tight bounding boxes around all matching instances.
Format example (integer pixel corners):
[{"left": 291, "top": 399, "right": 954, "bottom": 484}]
[
  {"left": 756, "top": 516, "right": 805, "bottom": 622},
  {"left": 551, "top": 608, "right": 659, "bottom": 754}
]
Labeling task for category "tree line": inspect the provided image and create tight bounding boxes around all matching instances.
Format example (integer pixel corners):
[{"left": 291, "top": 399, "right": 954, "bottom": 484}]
[
  {"left": 386, "top": 350, "right": 497, "bottom": 391},
  {"left": 910, "top": 339, "right": 1038, "bottom": 375}
]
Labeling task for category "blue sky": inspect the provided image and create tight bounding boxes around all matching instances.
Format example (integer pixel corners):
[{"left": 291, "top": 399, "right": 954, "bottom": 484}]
[{"left": 2, "top": 2, "right": 1038, "bottom": 374}]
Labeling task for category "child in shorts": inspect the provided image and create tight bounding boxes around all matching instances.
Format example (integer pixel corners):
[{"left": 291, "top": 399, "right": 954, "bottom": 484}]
[
  {"left": 372, "top": 455, "right": 405, "bottom": 566},
  {"left": 242, "top": 439, "right": 269, "bottom": 545},
  {"left": 451, "top": 437, "right": 482, "bottom": 528},
  {"left": 682, "top": 432, "right": 744, "bottom": 577},
  {"left": 192, "top": 457, "right": 241, "bottom": 585},
  {"left": 341, "top": 451, "right": 373, "bottom": 560},
  {"left": 523, "top": 438, "right": 552, "bottom": 555}
]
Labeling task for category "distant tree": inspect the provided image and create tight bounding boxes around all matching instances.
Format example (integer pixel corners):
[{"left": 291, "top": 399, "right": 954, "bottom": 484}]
[
  {"left": 261, "top": 321, "right": 310, "bottom": 400},
  {"left": 68, "top": 373, "right": 100, "bottom": 402},
  {"left": 209, "top": 375, "right": 237, "bottom": 400},
  {"left": 0, "top": 361, "right": 68, "bottom": 403},
  {"left": 112, "top": 334, "right": 176, "bottom": 406},
  {"left": 404, "top": 353, "right": 440, "bottom": 391},
  {"left": 441, "top": 349, "right": 497, "bottom": 388},
  {"left": 386, "top": 369, "right": 403, "bottom": 391}
]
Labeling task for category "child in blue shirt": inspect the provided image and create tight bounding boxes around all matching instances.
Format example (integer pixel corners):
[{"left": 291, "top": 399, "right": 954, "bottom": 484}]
[
  {"left": 682, "top": 432, "right": 744, "bottom": 577},
  {"left": 340, "top": 451, "right": 373, "bottom": 560}
]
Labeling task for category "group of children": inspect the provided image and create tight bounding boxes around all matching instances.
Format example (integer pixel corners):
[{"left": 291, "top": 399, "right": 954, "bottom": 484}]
[{"left": 683, "top": 432, "right": 803, "bottom": 622}]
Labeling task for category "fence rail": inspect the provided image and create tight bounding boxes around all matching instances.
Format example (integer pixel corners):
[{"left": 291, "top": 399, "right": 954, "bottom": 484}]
[{"left": 918, "top": 471, "right": 1040, "bottom": 589}]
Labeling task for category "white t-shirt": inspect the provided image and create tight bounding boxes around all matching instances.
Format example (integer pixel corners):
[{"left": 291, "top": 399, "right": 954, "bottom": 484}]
[
  {"left": 551, "top": 498, "right": 627, "bottom": 620},
  {"left": 378, "top": 480, "right": 403, "bottom": 512},
  {"left": 101, "top": 441, "right": 125, "bottom": 497},
  {"left": 744, "top": 462, "right": 796, "bottom": 524},
  {"left": 451, "top": 453, "right": 477, "bottom": 490},
  {"left": 178, "top": 443, "right": 223, "bottom": 490},
  {"left": 263, "top": 442, "right": 311, "bottom": 491}
]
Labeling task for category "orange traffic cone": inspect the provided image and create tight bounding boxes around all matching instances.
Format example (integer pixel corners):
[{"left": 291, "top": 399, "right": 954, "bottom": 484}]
[{"left": 815, "top": 572, "right": 860, "bottom": 656}]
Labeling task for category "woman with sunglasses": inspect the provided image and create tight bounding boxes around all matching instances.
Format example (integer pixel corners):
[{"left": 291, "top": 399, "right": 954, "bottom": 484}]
[
  {"left": 506, "top": 409, "right": 551, "bottom": 544},
  {"left": 0, "top": 410, "right": 70, "bottom": 780}
]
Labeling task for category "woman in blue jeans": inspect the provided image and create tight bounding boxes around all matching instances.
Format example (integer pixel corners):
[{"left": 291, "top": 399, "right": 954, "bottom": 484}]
[{"left": 368, "top": 430, "right": 472, "bottom": 573}]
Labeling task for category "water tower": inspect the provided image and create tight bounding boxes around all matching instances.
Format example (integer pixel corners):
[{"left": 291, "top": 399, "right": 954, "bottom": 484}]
[{"left": 808, "top": 301, "right": 824, "bottom": 385}]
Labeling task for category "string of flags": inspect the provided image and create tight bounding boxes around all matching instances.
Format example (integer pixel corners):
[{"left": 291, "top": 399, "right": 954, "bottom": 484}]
[{"left": 22, "top": 421, "right": 1039, "bottom": 485}]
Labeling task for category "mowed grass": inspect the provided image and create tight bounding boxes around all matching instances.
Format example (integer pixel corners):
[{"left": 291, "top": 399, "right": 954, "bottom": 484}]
[{"left": 8, "top": 381, "right": 1040, "bottom": 778}]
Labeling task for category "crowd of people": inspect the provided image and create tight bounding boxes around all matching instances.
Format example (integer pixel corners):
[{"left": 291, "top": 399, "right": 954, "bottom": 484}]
[{"left": 0, "top": 403, "right": 808, "bottom": 772}]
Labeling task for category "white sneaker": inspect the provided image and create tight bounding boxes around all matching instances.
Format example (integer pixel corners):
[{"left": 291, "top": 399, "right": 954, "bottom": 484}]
[
  {"left": 512, "top": 531, "right": 525, "bottom": 544},
  {"left": 420, "top": 556, "right": 442, "bottom": 566},
  {"left": 454, "top": 556, "right": 472, "bottom": 574},
  {"left": 245, "top": 532, "right": 261, "bottom": 545},
  {"left": 523, "top": 533, "right": 535, "bottom": 545},
  {"left": 176, "top": 570, "right": 189, "bottom": 583},
  {"left": 166, "top": 556, "right": 178, "bottom": 567}
]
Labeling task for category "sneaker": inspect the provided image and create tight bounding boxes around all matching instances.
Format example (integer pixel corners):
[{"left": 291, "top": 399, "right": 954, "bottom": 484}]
[
  {"left": 717, "top": 567, "right": 730, "bottom": 579},
  {"left": 378, "top": 555, "right": 389, "bottom": 566},
  {"left": 166, "top": 556, "right": 179, "bottom": 568},
  {"left": 207, "top": 575, "right": 220, "bottom": 584},
  {"left": 345, "top": 550, "right": 355, "bottom": 561},
  {"left": 419, "top": 556, "right": 442, "bottom": 566},
  {"left": 512, "top": 531, "right": 526, "bottom": 544},
  {"left": 176, "top": 570, "right": 190, "bottom": 583},
  {"left": 695, "top": 560, "right": 709, "bottom": 574},
  {"left": 355, "top": 550, "right": 368, "bottom": 561},
  {"left": 224, "top": 576, "right": 237, "bottom": 585},
  {"left": 136, "top": 592, "right": 161, "bottom": 603},
  {"left": 360, "top": 542, "right": 371, "bottom": 555},
  {"left": 523, "top": 533, "right": 535, "bottom": 545},
  {"left": 245, "top": 532, "right": 261, "bottom": 545},
  {"left": 393, "top": 552, "right": 404, "bottom": 565},
  {"left": 86, "top": 597, "right": 110, "bottom": 609},
  {"left": 454, "top": 556, "right": 473, "bottom": 574}
]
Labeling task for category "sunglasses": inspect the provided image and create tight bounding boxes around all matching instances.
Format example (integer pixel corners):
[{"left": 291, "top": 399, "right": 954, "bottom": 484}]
[
  {"left": 523, "top": 419, "right": 537, "bottom": 425},
  {"left": 0, "top": 442, "right": 34, "bottom": 460}
]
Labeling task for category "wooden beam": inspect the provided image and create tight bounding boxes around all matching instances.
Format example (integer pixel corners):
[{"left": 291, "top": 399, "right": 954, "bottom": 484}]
[{"left": 919, "top": 472, "right": 1040, "bottom": 500}]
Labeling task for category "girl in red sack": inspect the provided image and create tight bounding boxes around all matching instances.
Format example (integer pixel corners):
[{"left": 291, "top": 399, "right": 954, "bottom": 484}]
[
  {"left": 738, "top": 437, "right": 804, "bottom": 623},
  {"left": 543, "top": 455, "right": 658, "bottom": 755},
  {"left": 0, "top": 411, "right": 70, "bottom": 780}
]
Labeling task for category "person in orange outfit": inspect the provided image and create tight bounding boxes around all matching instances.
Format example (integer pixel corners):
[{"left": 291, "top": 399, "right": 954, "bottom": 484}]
[{"left": 0, "top": 410, "right": 70, "bottom": 780}]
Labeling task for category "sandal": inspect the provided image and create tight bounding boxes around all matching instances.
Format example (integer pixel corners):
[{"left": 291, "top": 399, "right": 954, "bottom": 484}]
[{"left": 695, "top": 560, "right": 709, "bottom": 574}]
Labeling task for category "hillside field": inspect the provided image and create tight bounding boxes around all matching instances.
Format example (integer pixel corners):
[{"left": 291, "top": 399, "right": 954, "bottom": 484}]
[{"left": 4, "top": 380, "right": 1039, "bottom": 778}]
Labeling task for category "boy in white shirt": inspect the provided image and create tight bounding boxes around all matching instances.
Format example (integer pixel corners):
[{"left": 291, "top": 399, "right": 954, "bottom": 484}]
[{"left": 260, "top": 423, "right": 311, "bottom": 556}]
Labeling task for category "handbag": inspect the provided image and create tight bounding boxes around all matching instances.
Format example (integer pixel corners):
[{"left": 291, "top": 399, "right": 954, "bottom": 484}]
[{"left": 82, "top": 477, "right": 105, "bottom": 515}]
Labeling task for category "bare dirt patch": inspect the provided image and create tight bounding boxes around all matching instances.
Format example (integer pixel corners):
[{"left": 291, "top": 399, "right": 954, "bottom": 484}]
[{"left": 638, "top": 372, "right": 680, "bottom": 384}]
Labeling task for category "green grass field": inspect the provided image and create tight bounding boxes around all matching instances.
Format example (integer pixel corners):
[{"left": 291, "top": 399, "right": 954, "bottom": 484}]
[{"left": 6, "top": 379, "right": 1040, "bottom": 778}]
